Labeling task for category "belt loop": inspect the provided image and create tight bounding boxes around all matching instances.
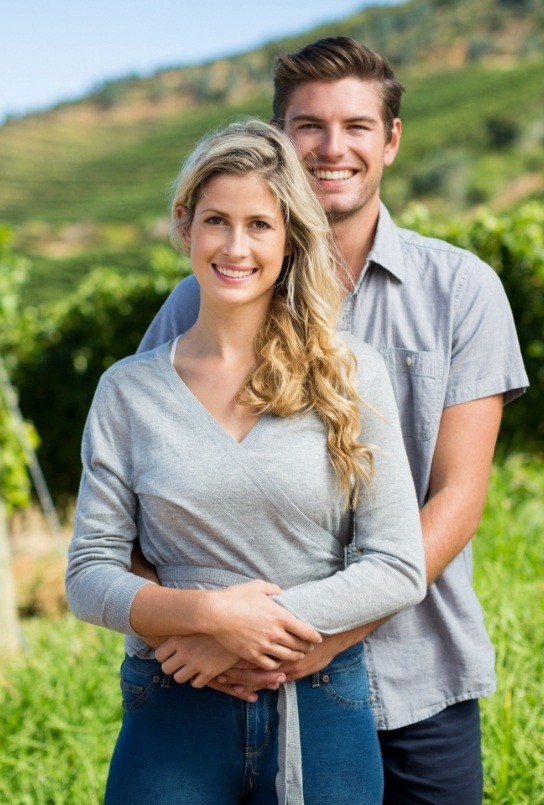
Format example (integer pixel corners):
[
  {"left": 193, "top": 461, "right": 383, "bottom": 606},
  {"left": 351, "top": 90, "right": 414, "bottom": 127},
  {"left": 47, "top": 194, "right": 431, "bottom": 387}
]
[
  {"left": 311, "top": 672, "right": 321, "bottom": 689},
  {"left": 161, "top": 673, "right": 172, "bottom": 688}
]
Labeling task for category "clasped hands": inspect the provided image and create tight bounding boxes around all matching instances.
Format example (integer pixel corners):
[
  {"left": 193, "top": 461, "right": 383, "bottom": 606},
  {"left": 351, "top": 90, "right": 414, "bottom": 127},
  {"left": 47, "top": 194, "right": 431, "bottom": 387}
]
[{"left": 152, "top": 579, "right": 335, "bottom": 702}]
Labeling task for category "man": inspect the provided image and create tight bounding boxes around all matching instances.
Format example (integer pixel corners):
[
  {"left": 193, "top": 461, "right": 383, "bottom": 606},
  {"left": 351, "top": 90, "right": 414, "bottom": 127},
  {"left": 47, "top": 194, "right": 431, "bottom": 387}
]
[{"left": 137, "top": 38, "right": 528, "bottom": 803}]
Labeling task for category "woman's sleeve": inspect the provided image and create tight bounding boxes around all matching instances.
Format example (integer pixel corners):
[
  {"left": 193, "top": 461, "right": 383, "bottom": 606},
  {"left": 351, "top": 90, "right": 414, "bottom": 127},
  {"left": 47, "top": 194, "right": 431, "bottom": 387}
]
[
  {"left": 276, "top": 352, "right": 426, "bottom": 633},
  {"left": 65, "top": 371, "right": 155, "bottom": 637}
]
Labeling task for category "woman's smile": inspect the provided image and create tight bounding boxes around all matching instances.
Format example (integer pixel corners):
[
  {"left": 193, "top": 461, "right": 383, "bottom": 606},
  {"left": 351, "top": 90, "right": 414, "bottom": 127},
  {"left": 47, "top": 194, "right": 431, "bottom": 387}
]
[{"left": 213, "top": 263, "right": 258, "bottom": 281}]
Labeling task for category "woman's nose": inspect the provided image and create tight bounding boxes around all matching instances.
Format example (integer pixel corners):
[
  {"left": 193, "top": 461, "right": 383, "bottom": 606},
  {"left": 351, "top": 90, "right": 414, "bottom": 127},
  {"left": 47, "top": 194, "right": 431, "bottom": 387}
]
[{"left": 222, "top": 227, "right": 249, "bottom": 258}]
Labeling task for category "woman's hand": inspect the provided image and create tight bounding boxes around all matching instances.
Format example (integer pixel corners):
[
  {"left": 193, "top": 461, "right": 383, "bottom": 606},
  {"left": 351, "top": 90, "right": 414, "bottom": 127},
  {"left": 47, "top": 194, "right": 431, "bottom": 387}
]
[
  {"left": 207, "top": 580, "right": 322, "bottom": 669},
  {"left": 155, "top": 634, "right": 239, "bottom": 689}
]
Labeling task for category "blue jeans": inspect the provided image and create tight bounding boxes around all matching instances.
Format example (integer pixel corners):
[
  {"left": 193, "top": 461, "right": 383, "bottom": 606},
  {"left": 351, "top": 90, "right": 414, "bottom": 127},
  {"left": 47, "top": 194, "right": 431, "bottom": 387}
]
[{"left": 105, "top": 644, "right": 383, "bottom": 804}]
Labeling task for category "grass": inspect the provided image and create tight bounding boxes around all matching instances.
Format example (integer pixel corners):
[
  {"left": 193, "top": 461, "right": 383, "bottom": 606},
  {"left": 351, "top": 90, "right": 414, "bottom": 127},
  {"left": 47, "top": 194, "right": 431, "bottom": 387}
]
[
  {"left": 0, "top": 452, "right": 542, "bottom": 803},
  {"left": 474, "top": 453, "right": 544, "bottom": 803},
  {"left": 0, "top": 617, "right": 122, "bottom": 804}
]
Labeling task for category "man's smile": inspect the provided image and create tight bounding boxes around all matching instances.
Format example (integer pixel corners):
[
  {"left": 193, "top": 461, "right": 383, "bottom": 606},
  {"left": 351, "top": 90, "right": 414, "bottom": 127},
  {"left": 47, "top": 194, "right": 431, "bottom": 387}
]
[{"left": 311, "top": 168, "right": 357, "bottom": 181}]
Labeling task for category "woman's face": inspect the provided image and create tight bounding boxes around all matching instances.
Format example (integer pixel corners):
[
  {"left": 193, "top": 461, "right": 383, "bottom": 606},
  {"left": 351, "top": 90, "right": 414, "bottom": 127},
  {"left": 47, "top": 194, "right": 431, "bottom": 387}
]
[{"left": 182, "top": 172, "right": 289, "bottom": 312}]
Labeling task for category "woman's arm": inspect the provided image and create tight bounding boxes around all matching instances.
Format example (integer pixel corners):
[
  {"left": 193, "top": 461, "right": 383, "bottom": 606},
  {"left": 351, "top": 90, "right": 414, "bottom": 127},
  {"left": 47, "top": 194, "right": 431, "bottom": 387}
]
[{"left": 130, "top": 578, "right": 320, "bottom": 668}]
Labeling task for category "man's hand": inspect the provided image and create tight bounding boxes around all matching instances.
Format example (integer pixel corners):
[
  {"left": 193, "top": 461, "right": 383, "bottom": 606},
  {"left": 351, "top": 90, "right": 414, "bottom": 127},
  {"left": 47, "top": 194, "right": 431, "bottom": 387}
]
[{"left": 155, "top": 634, "right": 239, "bottom": 688}]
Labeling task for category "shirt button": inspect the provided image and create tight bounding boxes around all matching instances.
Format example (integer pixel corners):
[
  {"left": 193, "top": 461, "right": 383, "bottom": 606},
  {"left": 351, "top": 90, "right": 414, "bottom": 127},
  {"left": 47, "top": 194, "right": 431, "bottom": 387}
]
[
  {"left": 321, "top": 674, "right": 330, "bottom": 684},
  {"left": 406, "top": 356, "right": 413, "bottom": 366}
]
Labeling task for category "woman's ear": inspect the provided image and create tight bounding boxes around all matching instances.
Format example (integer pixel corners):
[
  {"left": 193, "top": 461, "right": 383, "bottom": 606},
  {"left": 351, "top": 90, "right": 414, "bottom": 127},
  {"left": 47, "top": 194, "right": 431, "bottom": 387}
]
[{"left": 175, "top": 204, "right": 191, "bottom": 247}]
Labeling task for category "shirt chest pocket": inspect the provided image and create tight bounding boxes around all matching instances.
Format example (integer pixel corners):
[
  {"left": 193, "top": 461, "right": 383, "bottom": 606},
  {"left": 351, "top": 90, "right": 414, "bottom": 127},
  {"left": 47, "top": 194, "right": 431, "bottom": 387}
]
[{"left": 377, "top": 348, "right": 444, "bottom": 441}]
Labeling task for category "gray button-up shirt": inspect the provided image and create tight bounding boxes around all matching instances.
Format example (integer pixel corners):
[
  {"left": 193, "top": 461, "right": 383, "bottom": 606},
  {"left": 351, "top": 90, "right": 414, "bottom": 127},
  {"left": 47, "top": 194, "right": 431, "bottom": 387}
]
[{"left": 138, "top": 203, "right": 528, "bottom": 730}]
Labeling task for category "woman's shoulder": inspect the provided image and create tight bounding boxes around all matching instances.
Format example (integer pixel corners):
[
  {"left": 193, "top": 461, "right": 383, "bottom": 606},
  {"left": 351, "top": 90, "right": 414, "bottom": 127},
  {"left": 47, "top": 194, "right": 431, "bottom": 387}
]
[{"left": 96, "top": 342, "right": 171, "bottom": 397}]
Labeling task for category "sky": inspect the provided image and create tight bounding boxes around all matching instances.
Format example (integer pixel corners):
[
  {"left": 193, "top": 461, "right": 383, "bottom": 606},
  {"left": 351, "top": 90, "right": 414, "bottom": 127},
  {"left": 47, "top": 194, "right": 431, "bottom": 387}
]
[{"left": 1, "top": 0, "right": 400, "bottom": 122}]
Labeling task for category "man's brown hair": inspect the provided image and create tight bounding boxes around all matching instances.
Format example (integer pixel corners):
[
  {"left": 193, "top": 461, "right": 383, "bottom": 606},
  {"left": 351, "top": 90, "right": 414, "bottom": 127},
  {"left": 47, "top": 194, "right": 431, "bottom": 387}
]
[{"left": 273, "top": 36, "right": 404, "bottom": 142}]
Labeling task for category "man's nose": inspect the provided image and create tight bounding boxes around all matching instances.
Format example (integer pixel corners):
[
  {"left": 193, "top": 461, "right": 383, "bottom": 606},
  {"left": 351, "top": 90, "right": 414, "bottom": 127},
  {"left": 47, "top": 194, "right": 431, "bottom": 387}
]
[{"left": 318, "top": 127, "right": 347, "bottom": 160}]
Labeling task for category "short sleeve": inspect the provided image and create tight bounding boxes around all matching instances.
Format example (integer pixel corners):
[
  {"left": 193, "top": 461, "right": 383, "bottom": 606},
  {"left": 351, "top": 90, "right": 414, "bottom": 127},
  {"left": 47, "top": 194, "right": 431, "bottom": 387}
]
[
  {"left": 138, "top": 274, "right": 200, "bottom": 352},
  {"left": 446, "top": 258, "right": 528, "bottom": 407}
]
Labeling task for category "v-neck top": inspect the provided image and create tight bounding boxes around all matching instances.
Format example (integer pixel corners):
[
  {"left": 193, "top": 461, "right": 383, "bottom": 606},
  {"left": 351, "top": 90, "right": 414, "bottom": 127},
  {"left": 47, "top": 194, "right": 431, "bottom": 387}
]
[
  {"left": 68, "top": 335, "right": 424, "bottom": 647},
  {"left": 67, "top": 335, "right": 425, "bottom": 804}
]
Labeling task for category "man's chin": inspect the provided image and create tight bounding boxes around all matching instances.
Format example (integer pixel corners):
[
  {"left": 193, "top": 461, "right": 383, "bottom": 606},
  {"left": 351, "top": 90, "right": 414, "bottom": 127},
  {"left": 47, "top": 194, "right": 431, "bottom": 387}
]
[{"left": 324, "top": 205, "right": 365, "bottom": 224}]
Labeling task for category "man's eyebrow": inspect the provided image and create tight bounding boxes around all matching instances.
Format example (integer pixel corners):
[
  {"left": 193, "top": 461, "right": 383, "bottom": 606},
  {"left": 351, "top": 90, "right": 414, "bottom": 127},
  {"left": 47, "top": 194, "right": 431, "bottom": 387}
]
[{"left": 287, "top": 114, "right": 379, "bottom": 125}]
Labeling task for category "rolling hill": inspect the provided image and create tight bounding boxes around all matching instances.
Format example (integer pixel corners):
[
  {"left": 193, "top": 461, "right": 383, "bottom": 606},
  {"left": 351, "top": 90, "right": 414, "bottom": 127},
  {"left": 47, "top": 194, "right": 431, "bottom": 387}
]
[{"left": 1, "top": 0, "right": 543, "bottom": 302}]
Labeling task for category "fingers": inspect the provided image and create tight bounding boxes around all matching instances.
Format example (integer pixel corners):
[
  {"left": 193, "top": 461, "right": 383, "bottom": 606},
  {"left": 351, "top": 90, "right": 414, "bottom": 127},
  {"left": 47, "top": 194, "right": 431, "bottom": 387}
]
[
  {"left": 270, "top": 634, "right": 317, "bottom": 654},
  {"left": 160, "top": 654, "right": 187, "bottom": 676},
  {"left": 255, "top": 654, "right": 282, "bottom": 671},
  {"left": 206, "top": 679, "right": 259, "bottom": 703},
  {"left": 282, "top": 612, "right": 322, "bottom": 645},
  {"left": 154, "top": 640, "right": 176, "bottom": 663},
  {"left": 173, "top": 665, "right": 192, "bottom": 684},
  {"left": 262, "top": 645, "right": 306, "bottom": 663},
  {"left": 216, "top": 668, "right": 286, "bottom": 688},
  {"left": 249, "top": 580, "right": 282, "bottom": 596}
]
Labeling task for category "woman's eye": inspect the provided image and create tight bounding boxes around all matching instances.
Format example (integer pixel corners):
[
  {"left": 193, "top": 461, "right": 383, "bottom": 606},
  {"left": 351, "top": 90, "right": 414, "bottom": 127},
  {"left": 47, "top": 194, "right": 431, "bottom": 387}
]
[
  {"left": 205, "top": 216, "right": 224, "bottom": 225},
  {"left": 252, "top": 220, "right": 270, "bottom": 230}
]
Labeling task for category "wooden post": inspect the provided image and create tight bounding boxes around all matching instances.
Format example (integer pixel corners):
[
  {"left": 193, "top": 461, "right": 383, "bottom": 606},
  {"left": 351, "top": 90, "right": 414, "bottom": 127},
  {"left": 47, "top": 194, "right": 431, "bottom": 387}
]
[{"left": 0, "top": 498, "right": 21, "bottom": 654}]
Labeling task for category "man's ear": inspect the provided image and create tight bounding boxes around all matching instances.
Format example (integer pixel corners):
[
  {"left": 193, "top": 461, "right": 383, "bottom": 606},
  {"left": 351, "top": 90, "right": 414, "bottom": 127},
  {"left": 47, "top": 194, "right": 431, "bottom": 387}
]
[
  {"left": 384, "top": 118, "right": 402, "bottom": 167},
  {"left": 175, "top": 204, "right": 190, "bottom": 246}
]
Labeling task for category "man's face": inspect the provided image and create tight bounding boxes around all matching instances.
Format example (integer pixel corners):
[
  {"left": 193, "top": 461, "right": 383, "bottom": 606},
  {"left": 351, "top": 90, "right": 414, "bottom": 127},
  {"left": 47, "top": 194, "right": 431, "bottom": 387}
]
[{"left": 282, "top": 77, "right": 401, "bottom": 223}]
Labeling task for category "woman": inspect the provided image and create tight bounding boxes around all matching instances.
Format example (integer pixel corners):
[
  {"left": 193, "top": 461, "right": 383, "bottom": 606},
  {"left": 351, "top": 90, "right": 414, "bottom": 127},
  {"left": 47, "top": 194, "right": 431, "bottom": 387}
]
[{"left": 66, "top": 120, "right": 425, "bottom": 805}]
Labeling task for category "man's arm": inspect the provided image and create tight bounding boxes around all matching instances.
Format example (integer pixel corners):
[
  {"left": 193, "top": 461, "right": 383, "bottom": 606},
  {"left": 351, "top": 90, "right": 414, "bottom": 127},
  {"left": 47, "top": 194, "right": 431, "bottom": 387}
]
[
  {"left": 421, "top": 393, "right": 503, "bottom": 584},
  {"left": 214, "top": 393, "right": 503, "bottom": 693}
]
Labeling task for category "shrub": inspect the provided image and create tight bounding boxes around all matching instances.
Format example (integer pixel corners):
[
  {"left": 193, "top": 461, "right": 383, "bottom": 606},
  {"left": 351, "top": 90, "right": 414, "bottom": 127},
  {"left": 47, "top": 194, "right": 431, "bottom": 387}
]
[
  {"left": 15, "top": 248, "right": 189, "bottom": 503},
  {"left": 399, "top": 201, "right": 544, "bottom": 451}
]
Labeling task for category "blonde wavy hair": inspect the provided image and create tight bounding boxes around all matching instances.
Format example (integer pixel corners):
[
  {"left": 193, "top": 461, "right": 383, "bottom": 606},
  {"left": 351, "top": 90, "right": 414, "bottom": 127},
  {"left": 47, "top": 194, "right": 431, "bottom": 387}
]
[{"left": 170, "top": 119, "right": 373, "bottom": 506}]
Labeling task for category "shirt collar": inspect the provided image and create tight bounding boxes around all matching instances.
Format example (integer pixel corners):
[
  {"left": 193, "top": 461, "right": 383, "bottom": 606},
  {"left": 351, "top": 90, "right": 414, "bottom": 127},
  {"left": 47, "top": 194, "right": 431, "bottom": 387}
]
[{"left": 366, "top": 202, "right": 406, "bottom": 282}]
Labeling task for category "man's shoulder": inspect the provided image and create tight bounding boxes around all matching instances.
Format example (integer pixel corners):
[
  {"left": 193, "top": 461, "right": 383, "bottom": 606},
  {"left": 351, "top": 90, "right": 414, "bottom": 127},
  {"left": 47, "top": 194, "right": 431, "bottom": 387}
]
[
  {"left": 393, "top": 223, "right": 500, "bottom": 289},
  {"left": 396, "top": 224, "right": 476, "bottom": 262}
]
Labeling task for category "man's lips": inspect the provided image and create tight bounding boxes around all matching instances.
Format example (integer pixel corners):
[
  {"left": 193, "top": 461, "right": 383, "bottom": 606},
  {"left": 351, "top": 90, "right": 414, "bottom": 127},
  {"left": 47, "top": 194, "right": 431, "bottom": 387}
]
[{"left": 213, "top": 263, "right": 256, "bottom": 279}]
